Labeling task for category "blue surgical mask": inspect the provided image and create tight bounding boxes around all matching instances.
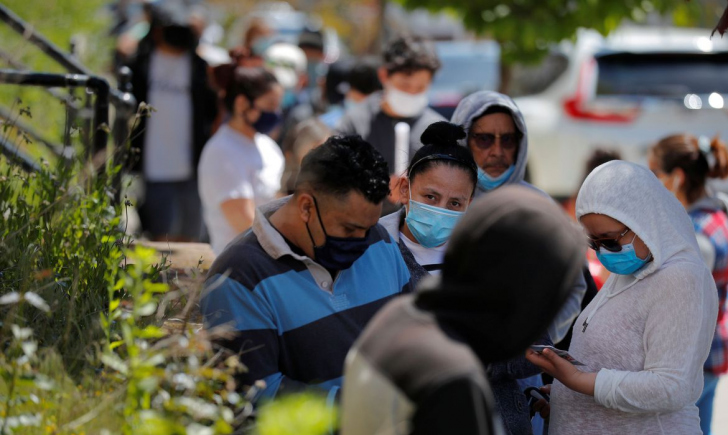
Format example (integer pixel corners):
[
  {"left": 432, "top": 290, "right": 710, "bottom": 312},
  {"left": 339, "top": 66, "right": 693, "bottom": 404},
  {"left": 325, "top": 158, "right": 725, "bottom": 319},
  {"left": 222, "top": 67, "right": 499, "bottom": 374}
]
[
  {"left": 281, "top": 90, "right": 298, "bottom": 110},
  {"left": 595, "top": 235, "right": 651, "bottom": 275},
  {"left": 252, "top": 110, "right": 282, "bottom": 134},
  {"left": 306, "top": 196, "right": 371, "bottom": 271},
  {"left": 405, "top": 197, "right": 465, "bottom": 249},
  {"left": 477, "top": 166, "right": 515, "bottom": 191},
  {"left": 306, "top": 61, "right": 324, "bottom": 89}
]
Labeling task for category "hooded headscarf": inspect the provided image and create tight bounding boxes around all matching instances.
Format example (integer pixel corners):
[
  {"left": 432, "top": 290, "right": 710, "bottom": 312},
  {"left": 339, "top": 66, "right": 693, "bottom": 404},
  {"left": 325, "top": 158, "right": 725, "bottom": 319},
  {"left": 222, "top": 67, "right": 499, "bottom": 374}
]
[
  {"left": 451, "top": 91, "right": 530, "bottom": 192},
  {"left": 415, "top": 185, "right": 584, "bottom": 362},
  {"left": 576, "top": 160, "right": 701, "bottom": 281}
]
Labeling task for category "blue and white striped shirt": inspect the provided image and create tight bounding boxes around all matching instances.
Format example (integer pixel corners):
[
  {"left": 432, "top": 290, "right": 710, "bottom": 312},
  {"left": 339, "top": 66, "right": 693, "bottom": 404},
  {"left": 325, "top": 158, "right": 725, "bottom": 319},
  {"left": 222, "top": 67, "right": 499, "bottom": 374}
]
[{"left": 202, "top": 198, "right": 413, "bottom": 400}]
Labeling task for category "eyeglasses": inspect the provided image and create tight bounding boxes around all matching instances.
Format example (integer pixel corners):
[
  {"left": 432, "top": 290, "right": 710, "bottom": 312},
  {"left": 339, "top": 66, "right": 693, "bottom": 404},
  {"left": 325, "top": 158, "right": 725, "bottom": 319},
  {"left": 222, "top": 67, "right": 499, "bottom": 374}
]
[
  {"left": 587, "top": 227, "right": 631, "bottom": 252},
  {"left": 470, "top": 132, "right": 519, "bottom": 150}
]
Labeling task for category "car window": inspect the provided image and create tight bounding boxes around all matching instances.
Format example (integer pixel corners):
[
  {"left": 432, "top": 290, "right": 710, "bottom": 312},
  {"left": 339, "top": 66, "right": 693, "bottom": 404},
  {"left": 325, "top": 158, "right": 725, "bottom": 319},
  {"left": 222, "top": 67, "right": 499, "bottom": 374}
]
[
  {"left": 431, "top": 42, "right": 500, "bottom": 93},
  {"left": 507, "top": 52, "right": 569, "bottom": 96},
  {"left": 596, "top": 52, "right": 728, "bottom": 96},
  {"left": 431, "top": 55, "right": 500, "bottom": 92}
]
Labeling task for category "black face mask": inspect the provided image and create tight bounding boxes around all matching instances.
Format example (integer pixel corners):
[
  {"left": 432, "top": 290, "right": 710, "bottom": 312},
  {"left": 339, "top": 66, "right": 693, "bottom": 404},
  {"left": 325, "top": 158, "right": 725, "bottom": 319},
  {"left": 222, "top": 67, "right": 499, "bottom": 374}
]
[
  {"left": 305, "top": 196, "right": 371, "bottom": 271},
  {"left": 162, "top": 25, "right": 197, "bottom": 51}
]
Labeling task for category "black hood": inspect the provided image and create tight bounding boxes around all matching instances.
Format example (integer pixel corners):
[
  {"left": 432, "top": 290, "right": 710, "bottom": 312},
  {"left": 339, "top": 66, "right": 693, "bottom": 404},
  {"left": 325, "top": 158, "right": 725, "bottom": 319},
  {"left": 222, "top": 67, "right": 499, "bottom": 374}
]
[{"left": 415, "top": 185, "right": 584, "bottom": 363}]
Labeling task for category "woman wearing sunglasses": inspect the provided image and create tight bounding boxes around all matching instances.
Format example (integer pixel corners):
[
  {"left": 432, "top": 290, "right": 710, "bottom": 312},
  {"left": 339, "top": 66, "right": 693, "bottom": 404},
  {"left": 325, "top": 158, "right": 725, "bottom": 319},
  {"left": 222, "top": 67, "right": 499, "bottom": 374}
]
[
  {"left": 648, "top": 134, "right": 728, "bottom": 435},
  {"left": 379, "top": 121, "right": 477, "bottom": 283},
  {"left": 527, "top": 160, "right": 718, "bottom": 434}
]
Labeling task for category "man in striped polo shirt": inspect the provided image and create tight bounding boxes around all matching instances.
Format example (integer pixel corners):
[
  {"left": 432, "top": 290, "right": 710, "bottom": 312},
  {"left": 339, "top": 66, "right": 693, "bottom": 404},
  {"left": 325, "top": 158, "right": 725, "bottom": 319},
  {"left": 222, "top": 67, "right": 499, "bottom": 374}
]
[{"left": 202, "top": 135, "right": 413, "bottom": 402}]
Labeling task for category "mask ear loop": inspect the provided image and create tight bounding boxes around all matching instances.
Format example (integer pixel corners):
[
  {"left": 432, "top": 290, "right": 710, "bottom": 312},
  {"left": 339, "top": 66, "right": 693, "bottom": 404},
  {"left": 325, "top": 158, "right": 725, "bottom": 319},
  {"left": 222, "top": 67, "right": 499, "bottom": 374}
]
[{"left": 305, "top": 196, "right": 328, "bottom": 249}]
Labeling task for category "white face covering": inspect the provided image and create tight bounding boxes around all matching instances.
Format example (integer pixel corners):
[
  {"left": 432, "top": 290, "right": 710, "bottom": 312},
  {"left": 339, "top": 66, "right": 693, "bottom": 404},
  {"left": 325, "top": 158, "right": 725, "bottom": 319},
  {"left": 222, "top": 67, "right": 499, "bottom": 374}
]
[{"left": 384, "top": 86, "right": 429, "bottom": 118}]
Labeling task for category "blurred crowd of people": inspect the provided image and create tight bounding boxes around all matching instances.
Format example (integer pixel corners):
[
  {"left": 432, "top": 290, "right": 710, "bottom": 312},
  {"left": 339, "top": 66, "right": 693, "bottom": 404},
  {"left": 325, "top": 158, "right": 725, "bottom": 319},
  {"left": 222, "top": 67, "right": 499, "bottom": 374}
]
[{"left": 114, "top": 1, "right": 728, "bottom": 434}]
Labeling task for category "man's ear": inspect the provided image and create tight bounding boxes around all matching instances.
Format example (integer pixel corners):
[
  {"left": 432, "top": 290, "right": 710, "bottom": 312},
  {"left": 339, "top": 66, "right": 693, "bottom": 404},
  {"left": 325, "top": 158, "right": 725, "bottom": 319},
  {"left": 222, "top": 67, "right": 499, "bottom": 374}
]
[
  {"left": 377, "top": 67, "right": 389, "bottom": 88},
  {"left": 234, "top": 94, "right": 250, "bottom": 117},
  {"left": 297, "top": 193, "right": 314, "bottom": 224}
]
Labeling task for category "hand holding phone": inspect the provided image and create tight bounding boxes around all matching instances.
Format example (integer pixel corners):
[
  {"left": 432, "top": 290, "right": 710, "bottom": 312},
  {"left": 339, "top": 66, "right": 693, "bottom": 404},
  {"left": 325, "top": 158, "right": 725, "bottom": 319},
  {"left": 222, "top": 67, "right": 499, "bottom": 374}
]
[{"left": 529, "top": 345, "right": 585, "bottom": 366}]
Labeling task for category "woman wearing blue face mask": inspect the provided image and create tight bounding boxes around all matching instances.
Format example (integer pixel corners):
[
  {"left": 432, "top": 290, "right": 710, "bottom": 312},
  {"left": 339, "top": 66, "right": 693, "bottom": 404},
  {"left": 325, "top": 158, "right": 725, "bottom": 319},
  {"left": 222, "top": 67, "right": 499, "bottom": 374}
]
[
  {"left": 527, "top": 160, "right": 718, "bottom": 435},
  {"left": 198, "top": 67, "right": 285, "bottom": 254},
  {"left": 379, "top": 121, "right": 477, "bottom": 284}
]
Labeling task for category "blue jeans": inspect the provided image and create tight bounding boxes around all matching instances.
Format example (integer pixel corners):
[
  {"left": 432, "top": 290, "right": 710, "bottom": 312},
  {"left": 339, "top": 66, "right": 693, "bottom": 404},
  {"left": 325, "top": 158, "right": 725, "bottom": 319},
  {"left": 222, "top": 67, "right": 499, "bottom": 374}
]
[{"left": 697, "top": 372, "right": 721, "bottom": 435}]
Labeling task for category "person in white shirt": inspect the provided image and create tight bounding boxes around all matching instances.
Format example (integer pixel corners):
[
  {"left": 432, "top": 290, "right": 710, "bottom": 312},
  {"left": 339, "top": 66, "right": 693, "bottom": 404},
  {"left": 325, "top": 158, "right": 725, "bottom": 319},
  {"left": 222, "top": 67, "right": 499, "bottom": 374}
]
[
  {"left": 198, "top": 67, "right": 285, "bottom": 254},
  {"left": 527, "top": 161, "right": 718, "bottom": 434}
]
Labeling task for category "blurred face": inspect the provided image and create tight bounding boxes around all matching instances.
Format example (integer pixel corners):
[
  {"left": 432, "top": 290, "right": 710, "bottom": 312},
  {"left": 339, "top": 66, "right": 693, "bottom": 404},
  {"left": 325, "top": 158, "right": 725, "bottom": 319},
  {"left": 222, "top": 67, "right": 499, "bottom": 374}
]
[
  {"left": 580, "top": 213, "right": 651, "bottom": 260},
  {"left": 399, "top": 164, "right": 474, "bottom": 212},
  {"left": 647, "top": 154, "right": 682, "bottom": 194},
  {"left": 379, "top": 68, "right": 433, "bottom": 95},
  {"left": 237, "top": 84, "right": 283, "bottom": 123},
  {"left": 468, "top": 113, "right": 519, "bottom": 177},
  {"left": 303, "top": 190, "right": 382, "bottom": 246}
]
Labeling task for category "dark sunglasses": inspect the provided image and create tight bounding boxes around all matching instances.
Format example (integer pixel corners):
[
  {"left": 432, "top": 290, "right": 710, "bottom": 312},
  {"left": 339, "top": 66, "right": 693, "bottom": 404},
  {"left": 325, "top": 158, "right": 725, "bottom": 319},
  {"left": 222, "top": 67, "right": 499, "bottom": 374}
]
[
  {"left": 587, "top": 227, "right": 631, "bottom": 252},
  {"left": 470, "top": 132, "right": 520, "bottom": 150}
]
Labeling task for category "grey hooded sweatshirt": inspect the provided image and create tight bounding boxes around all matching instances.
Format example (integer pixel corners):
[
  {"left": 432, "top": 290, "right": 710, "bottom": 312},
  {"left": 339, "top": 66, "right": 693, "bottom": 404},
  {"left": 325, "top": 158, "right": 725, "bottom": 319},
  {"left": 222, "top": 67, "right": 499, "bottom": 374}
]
[
  {"left": 451, "top": 91, "right": 532, "bottom": 196},
  {"left": 551, "top": 161, "right": 719, "bottom": 434},
  {"left": 451, "top": 91, "right": 586, "bottom": 343}
]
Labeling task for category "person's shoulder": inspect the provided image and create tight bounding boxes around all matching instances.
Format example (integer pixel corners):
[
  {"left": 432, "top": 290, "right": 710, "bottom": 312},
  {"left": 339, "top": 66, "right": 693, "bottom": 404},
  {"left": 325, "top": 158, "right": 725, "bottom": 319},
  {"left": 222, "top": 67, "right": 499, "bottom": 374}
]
[
  {"left": 419, "top": 107, "right": 446, "bottom": 124},
  {"left": 356, "top": 296, "right": 485, "bottom": 397},
  {"left": 208, "top": 231, "right": 282, "bottom": 288},
  {"left": 378, "top": 210, "right": 404, "bottom": 240},
  {"left": 369, "top": 222, "right": 397, "bottom": 245},
  {"left": 254, "top": 133, "right": 283, "bottom": 155},
  {"left": 342, "top": 93, "right": 381, "bottom": 122}
]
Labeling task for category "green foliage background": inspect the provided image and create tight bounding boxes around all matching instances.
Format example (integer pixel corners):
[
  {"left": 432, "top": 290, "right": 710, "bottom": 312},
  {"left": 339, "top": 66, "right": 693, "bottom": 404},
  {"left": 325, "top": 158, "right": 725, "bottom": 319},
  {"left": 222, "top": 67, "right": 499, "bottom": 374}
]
[
  {"left": 0, "top": 0, "right": 114, "bottom": 157},
  {"left": 395, "top": 0, "right": 727, "bottom": 64}
]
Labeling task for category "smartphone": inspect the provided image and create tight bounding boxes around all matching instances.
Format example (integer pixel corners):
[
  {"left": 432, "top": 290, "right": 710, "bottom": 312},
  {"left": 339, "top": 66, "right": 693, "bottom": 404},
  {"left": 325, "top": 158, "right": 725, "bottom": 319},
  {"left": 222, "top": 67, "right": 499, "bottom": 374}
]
[{"left": 530, "top": 345, "right": 585, "bottom": 366}]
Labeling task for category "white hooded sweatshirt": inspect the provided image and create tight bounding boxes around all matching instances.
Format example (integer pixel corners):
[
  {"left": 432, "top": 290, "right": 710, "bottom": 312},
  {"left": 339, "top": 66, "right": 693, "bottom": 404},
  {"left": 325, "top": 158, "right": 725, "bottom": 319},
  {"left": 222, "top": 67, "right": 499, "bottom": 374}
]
[{"left": 550, "top": 161, "right": 718, "bottom": 434}]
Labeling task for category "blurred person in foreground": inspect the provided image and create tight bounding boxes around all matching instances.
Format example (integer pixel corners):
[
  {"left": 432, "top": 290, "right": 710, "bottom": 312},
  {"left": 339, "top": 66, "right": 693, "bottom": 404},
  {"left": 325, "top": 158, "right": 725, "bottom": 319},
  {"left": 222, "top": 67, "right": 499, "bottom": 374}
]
[
  {"left": 280, "top": 118, "right": 331, "bottom": 195},
  {"left": 336, "top": 35, "right": 444, "bottom": 212},
  {"left": 125, "top": 0, "right": 217, "bottom": 242},
  {"left": 198, "top": 67, "right": 285, "bottom": 255},
  {"left": 649, "top": 134, "right": 728, "bottom": 435},
  {"left": 341, "top": 185, "right": 584, "bottom": 435},
  {"left": 452, "top": 91, "right": 590, "bottom": 434},
  {"left": 201, "top": 136, "right": 412, "bottom": 401},
  {"left": 527, "top": 160, "right": 717, "bottom": 434},
  {"left": 451, "top": 90, "right": 587, "bottom": 345},
  {"left": 379, "top": 122, "right": 553, "bottom": 434}
]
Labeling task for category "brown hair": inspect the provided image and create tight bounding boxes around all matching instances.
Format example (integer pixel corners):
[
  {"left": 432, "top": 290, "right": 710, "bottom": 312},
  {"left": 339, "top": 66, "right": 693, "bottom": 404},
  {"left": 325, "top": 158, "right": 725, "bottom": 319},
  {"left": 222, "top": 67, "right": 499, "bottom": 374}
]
[{"left": 650, "top": 134, "right": 728, "bottom": 203}]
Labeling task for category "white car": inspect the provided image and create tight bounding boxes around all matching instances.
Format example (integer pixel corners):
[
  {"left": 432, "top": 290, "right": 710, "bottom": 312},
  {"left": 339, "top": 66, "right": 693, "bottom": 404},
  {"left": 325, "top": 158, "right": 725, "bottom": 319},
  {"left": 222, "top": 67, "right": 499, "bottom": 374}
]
[{"left": 514, "top": 26, "right": 728, "bottom": 198}]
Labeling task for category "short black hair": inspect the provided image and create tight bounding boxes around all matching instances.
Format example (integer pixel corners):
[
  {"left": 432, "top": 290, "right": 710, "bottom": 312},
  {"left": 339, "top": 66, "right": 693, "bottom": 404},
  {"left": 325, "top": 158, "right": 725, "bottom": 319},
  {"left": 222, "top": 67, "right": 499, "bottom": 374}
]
[
  {"left": 349, "top": 57, "right": 382, "bottom": 95},
  {"left": 383, "top": 35, "right": 441, "bottom": 75},
  {"left": 223, "top": 67, "right": 278, "bottom": 113},
  {"left": 408, "top": 122, "right": 477, "bottom": 191},
  {"left": 295, "top": 135, "right": 390, "bottom": 204}
]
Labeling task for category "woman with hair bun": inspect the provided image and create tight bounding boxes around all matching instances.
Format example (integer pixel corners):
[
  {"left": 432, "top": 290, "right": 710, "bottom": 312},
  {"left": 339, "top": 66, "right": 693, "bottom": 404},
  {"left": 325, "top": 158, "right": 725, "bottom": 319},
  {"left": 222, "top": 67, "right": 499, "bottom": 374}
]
[
  {"left": 649, "top": 134, "right": 728, "bottom": 435},
  {"left": 379, "top": 121, "right": 477, "bottom": 283}
]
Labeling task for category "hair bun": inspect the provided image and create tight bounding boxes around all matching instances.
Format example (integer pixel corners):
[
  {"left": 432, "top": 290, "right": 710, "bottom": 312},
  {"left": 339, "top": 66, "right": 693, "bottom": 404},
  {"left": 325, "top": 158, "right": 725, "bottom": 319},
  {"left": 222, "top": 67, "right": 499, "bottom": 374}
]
[{"left": 420, "top": 121, "right": 466, "bottom": 148}]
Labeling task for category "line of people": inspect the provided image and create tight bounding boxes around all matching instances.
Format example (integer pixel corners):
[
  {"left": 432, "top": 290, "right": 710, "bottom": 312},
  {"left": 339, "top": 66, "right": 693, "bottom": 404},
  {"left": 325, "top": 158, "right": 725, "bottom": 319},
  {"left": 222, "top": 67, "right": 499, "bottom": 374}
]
[
  {"left": 200, "top": 89, "right": 728, "bottom": 435},
  {"left": 122, "top": 3, "right": 728, "bottom": 432}
]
